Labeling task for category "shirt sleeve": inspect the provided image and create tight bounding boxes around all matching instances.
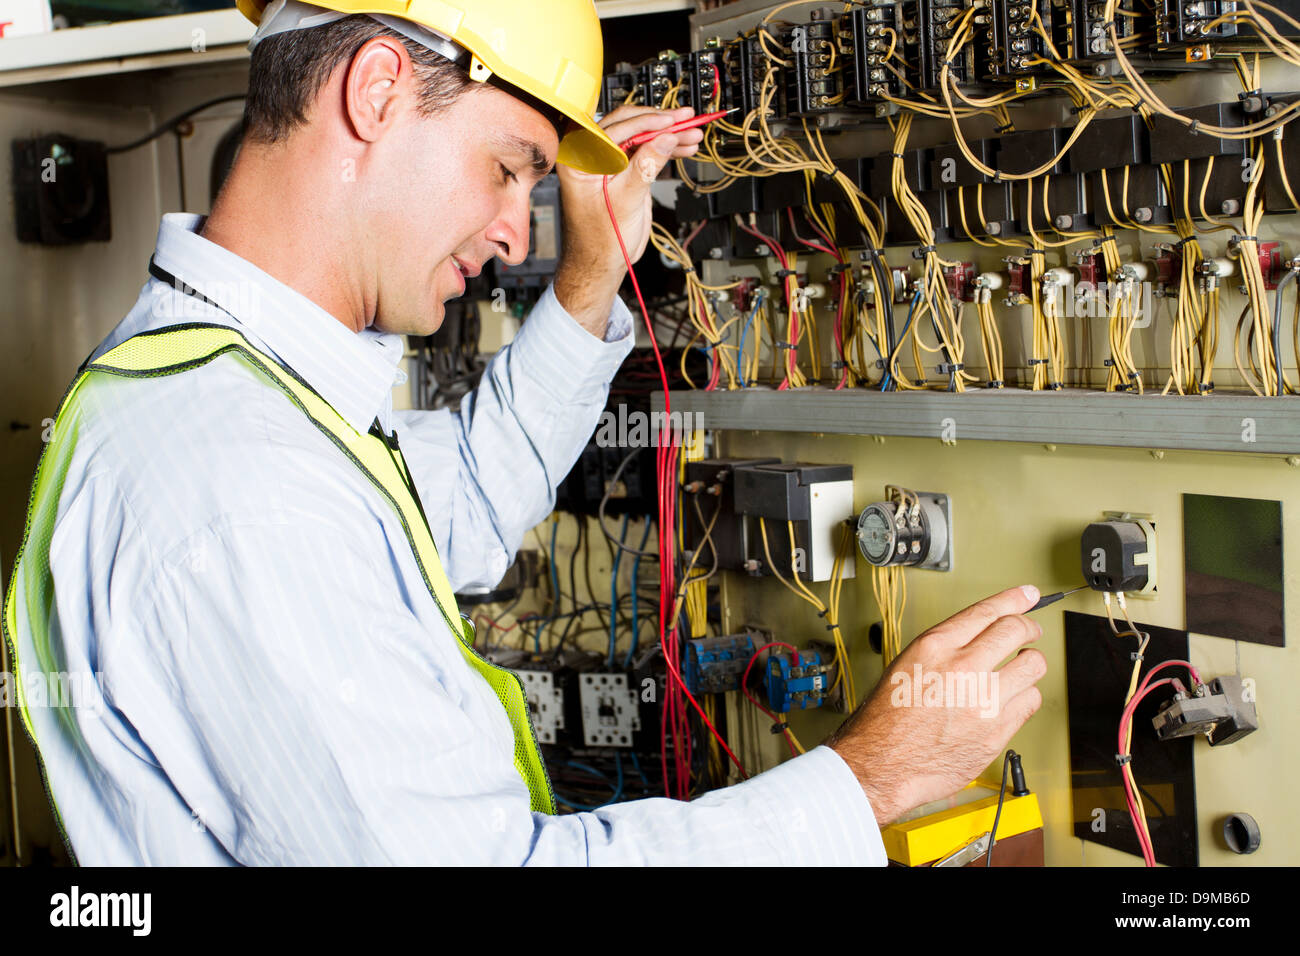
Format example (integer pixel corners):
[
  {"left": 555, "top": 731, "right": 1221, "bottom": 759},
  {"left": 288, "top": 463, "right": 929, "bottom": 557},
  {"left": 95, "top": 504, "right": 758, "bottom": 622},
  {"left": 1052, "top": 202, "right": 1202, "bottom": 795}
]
[
  {"left": 112, "top": 511, "right": 886, "bottom": 866},
  {"left": 394, "top": 284, "right": 635, "bottom": 591}
]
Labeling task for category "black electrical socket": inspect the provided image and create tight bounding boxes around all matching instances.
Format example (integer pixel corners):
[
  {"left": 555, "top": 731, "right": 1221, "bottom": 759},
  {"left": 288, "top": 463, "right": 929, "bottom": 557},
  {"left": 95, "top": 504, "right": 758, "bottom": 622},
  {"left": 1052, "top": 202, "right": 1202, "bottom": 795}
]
[
  {"left": 1080, "top": 519, "right": 1151, "bottom": 592},
  {"left": 12, "top": 134, "right": 111, "bottom": 245}
]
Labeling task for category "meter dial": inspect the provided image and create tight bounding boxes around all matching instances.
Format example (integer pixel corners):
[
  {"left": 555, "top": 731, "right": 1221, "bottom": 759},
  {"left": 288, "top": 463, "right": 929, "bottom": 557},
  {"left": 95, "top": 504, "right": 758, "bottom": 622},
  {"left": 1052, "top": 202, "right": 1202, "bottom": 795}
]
[{"left": 856, "top": 504, "right": 897, "bottom": 566}]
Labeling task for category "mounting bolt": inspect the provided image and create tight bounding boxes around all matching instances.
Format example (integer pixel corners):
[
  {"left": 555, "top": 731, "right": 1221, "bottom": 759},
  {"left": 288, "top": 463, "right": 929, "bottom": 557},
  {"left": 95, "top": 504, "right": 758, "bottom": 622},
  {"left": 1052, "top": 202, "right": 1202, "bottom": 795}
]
[
  {"left": 708, "top": 247, "right": 723, "bottom": 259},
  {"left": 1134, "top": 206, "right": 1153, "bottom": 223},
  {"left": 1054, "top": 214, "right": 1073, "bottom": 230},
  {"left": 1221, "top": 199, "right": 1241, "bottom": 215},
  {"left": 985, "top": 221, "right": 1002, "bottom": 235}
]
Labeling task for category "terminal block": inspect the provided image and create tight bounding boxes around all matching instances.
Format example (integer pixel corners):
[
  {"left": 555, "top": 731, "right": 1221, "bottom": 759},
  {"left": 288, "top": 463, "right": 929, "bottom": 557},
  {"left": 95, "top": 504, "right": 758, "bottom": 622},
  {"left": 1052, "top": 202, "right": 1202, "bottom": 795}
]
[
  {"left": 1152, "top": 675, "right": 1259, "bottom": 746},
  {"left": 766, "top": 648, "right": 833, "bottom": 712},
  {"left": 684, "top": 633, "right": 758, "bottom": 695}
]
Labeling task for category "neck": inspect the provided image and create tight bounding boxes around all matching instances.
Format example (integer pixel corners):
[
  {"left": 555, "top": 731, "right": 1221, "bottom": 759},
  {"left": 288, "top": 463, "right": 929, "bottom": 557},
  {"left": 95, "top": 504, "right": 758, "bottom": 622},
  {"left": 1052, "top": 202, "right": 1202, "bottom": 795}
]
[{"left": 200, "top": 138, "right": 375, "bottom": 333}]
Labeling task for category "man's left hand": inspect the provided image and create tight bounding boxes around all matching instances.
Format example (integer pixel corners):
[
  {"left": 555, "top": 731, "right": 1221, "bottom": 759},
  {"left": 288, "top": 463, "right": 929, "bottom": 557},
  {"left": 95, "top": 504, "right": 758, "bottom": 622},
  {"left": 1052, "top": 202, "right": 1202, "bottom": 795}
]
[{"left": 554, "top": 105, "right": 703, "bottom": 336}]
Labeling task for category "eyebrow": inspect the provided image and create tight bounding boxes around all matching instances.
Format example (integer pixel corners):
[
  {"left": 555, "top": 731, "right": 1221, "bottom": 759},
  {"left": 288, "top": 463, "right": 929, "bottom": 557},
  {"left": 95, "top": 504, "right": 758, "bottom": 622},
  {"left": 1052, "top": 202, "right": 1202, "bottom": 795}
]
[{"left": 497, "top": 133, "right": 554, "bottom": 177}]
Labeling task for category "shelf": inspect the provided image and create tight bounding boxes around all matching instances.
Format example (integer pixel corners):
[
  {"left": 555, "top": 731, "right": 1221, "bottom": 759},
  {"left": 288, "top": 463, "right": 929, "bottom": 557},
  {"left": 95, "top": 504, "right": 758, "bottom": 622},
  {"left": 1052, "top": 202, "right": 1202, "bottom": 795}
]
[
  {"left": 0, "top": 10, "right": 253, "bottom": 87},
  {"left": 0, "top": 1, "right": 693, "bottom": 88},
  {"left": 652, "top": 387, "right": 1300, "bottom": 455}
]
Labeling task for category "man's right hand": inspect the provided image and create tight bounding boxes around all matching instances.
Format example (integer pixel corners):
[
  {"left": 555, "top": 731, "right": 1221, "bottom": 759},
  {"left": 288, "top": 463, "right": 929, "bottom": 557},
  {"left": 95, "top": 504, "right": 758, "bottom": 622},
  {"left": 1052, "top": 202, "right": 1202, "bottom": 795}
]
[{"left": 827, "top": 585, "right": 1047, "bottom": 824}]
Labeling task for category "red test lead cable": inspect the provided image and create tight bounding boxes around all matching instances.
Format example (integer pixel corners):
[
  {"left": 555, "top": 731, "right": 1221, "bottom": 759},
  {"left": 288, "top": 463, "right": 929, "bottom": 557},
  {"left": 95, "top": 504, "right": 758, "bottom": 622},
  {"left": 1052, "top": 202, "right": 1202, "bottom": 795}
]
[{"left": 600, "top": 145, "right": 748, "bottom": 794}]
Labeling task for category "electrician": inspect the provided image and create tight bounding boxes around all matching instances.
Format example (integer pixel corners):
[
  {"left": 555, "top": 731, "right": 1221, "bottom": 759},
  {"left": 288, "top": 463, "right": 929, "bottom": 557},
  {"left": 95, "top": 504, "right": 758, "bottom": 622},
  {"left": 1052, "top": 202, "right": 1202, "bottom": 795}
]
[{"left": 3, "top": 0, "right": 1046, "bottom": 864}]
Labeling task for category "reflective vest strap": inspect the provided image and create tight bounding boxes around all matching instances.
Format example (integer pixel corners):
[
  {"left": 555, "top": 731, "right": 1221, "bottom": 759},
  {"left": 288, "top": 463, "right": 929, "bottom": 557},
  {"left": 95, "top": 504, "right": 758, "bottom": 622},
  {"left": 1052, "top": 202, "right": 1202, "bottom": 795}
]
[{"left": 80, "top": 324, "right": 556, "bottom": 814}]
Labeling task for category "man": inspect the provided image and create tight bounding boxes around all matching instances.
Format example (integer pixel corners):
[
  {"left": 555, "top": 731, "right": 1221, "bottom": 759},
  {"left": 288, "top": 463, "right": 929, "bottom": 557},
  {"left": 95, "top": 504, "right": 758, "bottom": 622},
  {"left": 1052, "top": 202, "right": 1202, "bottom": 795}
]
[{"left": 4, "top": 0, "right": 1046, "bottom": 864}]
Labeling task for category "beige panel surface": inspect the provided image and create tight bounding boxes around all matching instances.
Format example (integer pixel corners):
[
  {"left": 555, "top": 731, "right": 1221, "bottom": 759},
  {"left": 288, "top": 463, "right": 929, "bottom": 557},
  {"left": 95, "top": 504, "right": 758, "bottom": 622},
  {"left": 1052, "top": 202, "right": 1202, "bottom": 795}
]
[{"left": 717, "top": 429, "right": 1297, "bottom": 866}]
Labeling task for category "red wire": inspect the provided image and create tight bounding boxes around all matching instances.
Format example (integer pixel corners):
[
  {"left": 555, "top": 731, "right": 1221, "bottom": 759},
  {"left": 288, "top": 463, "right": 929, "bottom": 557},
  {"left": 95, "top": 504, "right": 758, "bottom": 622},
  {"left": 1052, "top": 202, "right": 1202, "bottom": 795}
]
[
  {"left": 786, "top": 206, "right": 836, "bottom": 258},
  {"left": 682, "top": 219, "right": 706, "bottom": 251},
  {"left": 741, "top": 642, "right": 803, "bottom": 758},
  {"left": 601, "top": 174, "right": 749, "bottom": 793},
  {"left": 1117, "top": 676, "right": 1183, "bottom": 865},
  {"left": 735, "top": 216, "right": 802, "bottom": 386},
  {"left": 834, "top": 270, "right": 849, "bottom": 389}
]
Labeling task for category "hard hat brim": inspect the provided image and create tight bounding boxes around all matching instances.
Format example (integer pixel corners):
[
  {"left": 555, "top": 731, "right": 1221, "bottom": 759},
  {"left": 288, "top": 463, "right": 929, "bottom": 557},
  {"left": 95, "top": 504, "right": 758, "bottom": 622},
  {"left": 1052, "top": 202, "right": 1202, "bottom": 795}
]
[{"left": 557, "top": 114, "right": 629, "bottom": 176}]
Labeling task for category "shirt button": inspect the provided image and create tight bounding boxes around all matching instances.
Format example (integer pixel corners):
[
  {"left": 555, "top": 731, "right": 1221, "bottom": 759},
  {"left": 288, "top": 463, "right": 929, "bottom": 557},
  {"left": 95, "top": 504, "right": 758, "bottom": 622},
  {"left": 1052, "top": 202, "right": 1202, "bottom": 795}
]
[{"left": 393, "top": 367, "right": 408, "bottom": 387}]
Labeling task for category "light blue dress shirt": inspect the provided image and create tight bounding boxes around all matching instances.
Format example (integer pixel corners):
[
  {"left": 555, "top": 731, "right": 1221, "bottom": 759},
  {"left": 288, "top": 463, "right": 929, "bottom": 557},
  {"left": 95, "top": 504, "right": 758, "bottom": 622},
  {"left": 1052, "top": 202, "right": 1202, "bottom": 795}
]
[{"left": 18, "top": 213, "right": 888, "bottom": 865}]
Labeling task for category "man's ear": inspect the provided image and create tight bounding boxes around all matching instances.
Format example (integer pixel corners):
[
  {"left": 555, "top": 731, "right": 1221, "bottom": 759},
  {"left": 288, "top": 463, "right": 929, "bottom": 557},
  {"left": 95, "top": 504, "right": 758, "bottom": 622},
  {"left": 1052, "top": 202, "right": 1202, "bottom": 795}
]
[{"left": 344, "top": 36, "right": 409, "bottom": 143}]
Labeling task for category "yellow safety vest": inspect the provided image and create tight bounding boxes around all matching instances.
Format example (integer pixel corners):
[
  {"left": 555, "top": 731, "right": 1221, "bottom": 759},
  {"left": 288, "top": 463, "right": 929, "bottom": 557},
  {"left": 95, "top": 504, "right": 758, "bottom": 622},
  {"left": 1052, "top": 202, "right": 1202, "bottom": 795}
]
[{"left": 3, "top": 322, "right": 556, "bottom": 855}]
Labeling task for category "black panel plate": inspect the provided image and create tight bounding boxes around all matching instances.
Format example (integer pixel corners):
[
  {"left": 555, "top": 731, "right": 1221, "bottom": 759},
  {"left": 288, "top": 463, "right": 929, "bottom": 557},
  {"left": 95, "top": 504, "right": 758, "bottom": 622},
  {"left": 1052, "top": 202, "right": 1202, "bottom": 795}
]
[
  {"left": 1065, "top": 611, "right": 1198, "bottom": 866},
  {"left": 1184, "top": 493, "right": 1285, "bottom": 647}
]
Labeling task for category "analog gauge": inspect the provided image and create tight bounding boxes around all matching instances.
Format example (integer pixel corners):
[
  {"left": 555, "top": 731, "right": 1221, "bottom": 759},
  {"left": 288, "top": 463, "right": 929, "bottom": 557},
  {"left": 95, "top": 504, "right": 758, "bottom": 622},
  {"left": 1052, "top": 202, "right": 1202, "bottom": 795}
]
[{"left": 857, "top": 504, "right": 896, "bottom": 566}]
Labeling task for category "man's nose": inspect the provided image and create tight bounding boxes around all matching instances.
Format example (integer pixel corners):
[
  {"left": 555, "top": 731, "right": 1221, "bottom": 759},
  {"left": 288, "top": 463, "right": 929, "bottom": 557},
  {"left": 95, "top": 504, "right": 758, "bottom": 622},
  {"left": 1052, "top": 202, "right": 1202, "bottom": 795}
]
[{"left": 487, "top": 192, "right": 533, "bottom": 267}]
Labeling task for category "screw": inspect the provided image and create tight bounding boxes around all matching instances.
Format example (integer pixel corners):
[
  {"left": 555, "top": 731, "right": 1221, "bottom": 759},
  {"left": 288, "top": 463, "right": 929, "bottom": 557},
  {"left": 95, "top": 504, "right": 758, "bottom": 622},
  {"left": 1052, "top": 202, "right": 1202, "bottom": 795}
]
[
  {"left": 985, "top": 221, "right": 1002, "bottom": 235},
  {"left": 1221, "top": 199, "right": 1240, "bottom": 215},
  {"left": 1134, "top": 206, "right": 1153, "bottom": 222},
  {"left": 708, "top": 247, "right": 723, "bottom": 259},
  {"left": 1054, "top": 214, "right": 1073, "bottom": 230}
]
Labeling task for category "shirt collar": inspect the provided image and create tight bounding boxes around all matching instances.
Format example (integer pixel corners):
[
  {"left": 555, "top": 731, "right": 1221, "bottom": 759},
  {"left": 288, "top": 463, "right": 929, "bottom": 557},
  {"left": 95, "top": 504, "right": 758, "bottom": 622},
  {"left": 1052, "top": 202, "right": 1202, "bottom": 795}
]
[{"left": 149, "top": 213, "right": 406, "bottom": 434}]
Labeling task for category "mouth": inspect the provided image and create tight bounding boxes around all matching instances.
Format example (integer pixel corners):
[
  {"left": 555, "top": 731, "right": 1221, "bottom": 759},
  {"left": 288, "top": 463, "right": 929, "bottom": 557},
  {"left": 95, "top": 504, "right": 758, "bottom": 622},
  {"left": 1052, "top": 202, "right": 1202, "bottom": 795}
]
[
  {"left": 448, "top": 256, "right": 481, "bottom": 299},
  {"left": 447, "top": 257, "right": 467, "bottom": 297}
]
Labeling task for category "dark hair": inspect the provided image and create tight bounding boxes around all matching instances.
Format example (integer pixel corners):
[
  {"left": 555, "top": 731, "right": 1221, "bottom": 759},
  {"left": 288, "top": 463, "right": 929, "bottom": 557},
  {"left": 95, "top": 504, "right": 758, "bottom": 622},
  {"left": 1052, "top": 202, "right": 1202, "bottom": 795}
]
[{"left": 242, "top": 15, "right": 476, "bottom": 144}]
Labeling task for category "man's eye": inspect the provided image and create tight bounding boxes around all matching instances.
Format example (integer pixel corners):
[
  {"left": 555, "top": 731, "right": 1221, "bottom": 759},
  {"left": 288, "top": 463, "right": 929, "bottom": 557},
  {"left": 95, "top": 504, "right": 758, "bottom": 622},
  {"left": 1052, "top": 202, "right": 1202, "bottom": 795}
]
[{"left": 499, "top": 163, "right": 518, "bottom": 185}]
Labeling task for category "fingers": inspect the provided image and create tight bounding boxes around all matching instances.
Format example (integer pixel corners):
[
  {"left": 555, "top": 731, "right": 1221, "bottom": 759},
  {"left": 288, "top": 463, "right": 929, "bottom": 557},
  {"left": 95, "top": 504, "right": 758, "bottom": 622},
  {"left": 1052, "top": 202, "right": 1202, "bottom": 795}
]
[
  {"left": 920, "top": 585, "right": 1040, "bottom": 652},
  {"left": 598, "top": 104, "right": 691, "bottom": 128},
  {"left": 993, "top": 647, "right": 1047, "bottom": 704},
  {"left": 600, "top": 106, "right": 695, "bottom": 149},
  {"left": 623, "top": 128, "right": 704, "bottom": 184},
  {"left": 965, "top": 611, "right": 1042, "bottom": 672},
  {"left": 997, "top": 683, "right": 1043, "bottom": 738}
]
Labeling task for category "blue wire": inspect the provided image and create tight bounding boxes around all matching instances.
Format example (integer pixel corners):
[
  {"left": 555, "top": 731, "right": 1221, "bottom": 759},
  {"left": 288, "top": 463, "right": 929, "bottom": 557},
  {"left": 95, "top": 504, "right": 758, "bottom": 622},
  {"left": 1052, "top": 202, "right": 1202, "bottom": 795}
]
[
  {"left": 885, "top": 291, "right": 924, "bottom": 392},
  {"left": 556, "top": 759, "right": 624, "bottom": 810},
  {"left": 738, "top": 289, "right": 766, "bottom": 388},
  {"left": 607, "top": 513, "right": 629, "bottom": 667},
  {"left": 625, "top": 517, "right": 654, "bottom": 669},
  {"left": 630, "top": 750, "right": 649, "bottom": 789}
]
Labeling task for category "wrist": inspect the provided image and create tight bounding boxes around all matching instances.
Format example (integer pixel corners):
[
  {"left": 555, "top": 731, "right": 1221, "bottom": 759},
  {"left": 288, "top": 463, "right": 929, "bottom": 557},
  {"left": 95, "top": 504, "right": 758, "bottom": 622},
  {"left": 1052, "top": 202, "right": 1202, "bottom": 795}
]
[{"left": 554, "top": 257, "right": 625, "bottom": 337}]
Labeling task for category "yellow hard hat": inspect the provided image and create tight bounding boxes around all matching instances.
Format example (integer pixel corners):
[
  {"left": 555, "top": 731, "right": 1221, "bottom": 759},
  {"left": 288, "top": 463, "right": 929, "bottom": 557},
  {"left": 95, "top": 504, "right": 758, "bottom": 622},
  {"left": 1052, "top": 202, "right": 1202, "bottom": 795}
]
[{"left": 236, "top": 0, "right": 627, "bottom": 175}]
